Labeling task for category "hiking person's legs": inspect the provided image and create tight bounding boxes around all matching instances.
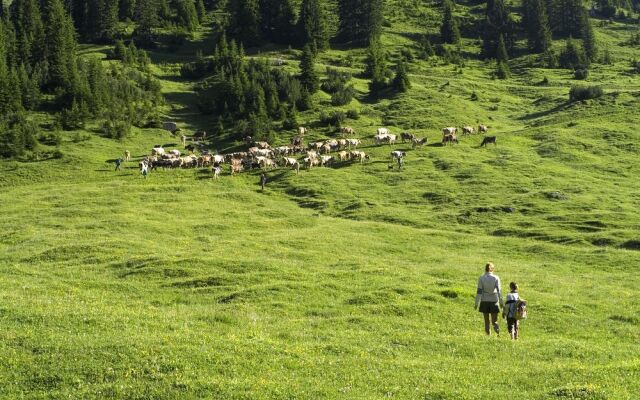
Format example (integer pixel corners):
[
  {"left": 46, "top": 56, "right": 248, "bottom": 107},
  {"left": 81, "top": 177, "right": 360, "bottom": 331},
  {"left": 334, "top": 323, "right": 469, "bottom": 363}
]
[
  {"left": 491, "top": 312, "right": 500, "bottom": 334},
  {"left": 483, "top": 313, "right": 491, "bottom": 335}
]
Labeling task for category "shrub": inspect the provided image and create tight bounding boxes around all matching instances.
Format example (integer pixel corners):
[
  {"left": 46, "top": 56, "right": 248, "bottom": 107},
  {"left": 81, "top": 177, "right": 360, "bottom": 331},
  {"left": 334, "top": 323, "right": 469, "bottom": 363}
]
[
  {"left": 38, "top": 131, "right": 62, "bottom": 146},
  {"left": 574, "top": 68, "right": 589, "bottom": 80},
  {"left": 569, "top": 85, "right": 603, "bottom": 102},
  {"left": 331, "top": 85, "right": 355, "bottom": 106},
  {"left": 346, "top": 109, "right": 360, "bottom": 120},
  {"left": 321, "top": 68, "right": 352, "bottom": 94},
  {"left": 559, "top": 39, "right": 587, "bottom": 69},
  {"left": 319, "top": 111, "right": 346, "bottom": 127},
  {"left": 101, "top": 120, "right": 132, "bottom": 140}
]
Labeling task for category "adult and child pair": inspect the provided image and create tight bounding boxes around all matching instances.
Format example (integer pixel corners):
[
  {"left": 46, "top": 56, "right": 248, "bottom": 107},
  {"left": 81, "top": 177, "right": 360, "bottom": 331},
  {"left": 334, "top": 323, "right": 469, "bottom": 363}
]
[{"left": 474, "top": 262, "right": 525, "bottom": 340}]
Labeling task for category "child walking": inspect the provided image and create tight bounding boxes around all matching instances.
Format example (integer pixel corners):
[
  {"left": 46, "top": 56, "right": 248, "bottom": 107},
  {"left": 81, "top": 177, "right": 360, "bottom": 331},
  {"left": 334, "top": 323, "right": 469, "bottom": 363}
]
[{"left": 503, "top": 282, "right": 520, "bottom": 340}]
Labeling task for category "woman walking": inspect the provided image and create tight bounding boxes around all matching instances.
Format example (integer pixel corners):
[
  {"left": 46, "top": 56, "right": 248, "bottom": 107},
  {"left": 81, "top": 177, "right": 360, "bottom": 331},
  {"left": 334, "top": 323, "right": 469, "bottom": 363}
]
[{"left": 474, "top": 262, "right": 504, "bottom": 336}]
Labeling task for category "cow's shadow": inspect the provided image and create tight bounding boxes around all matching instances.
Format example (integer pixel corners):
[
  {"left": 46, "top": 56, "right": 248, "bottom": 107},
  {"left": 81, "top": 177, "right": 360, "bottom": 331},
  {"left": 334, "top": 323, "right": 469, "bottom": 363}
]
[{"left": 162, "top": 143, "right": 178, "bottom": 148}]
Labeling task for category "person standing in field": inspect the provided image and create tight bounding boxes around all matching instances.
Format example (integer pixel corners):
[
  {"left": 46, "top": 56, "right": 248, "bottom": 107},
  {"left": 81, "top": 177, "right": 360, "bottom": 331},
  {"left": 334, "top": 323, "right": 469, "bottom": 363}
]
[
  {"left": 503, "top": 282, "right": 520, "bottom": 340},
  {"left": 474, "top": 262, "right": 503, "bottom": 336},
  {"left": 260, "top": 172, "right": 267, "bottom": 191},
  {"left": 115, "top": 158, "right": 122, "bottom": 171}
]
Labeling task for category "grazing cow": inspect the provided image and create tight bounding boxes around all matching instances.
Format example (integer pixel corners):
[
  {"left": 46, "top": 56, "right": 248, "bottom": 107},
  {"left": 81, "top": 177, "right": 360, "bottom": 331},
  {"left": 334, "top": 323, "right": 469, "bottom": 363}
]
[
  {"left": 169, "top": 149, "right": 181, "bottom": 157},
  {"left": 163, "top": 122, "right": 178, "bottom": 133},
  {"left": 304, "top": 157, "right": 319, "bottom": 169},
  {"left": 194, "top": 130, "right": 207, "bottom": 141},
  {"left": 282, "top": 157, "right": 298, "bottom": 167},
  {"left": 442, "top": 134, "right": 458, "bottom": 145},
  {"left": 255, "top": 148, "right": 273, "bottom": 158},
  {"left": 478, "top": 124, "right": 488, "bottom": 133},
  {"left": 291, "top": 135, "right": 304, "bottom": 147},
  {"left": 401, "top": 132, "right": 416, "bottom": 143},
  {"left": 384, "top": 134, "right": 397, "bottom": 145},
  {"left": 212, "top": 155, "right": 225, "bottom": 164},
  {"left": 298, "top": 127, "right": 308, "bottom": 135},
  {"left": 338, "top": 151, "right": 350, "bottom": 161},
  {"left": 390, "top": 150, "right": 407, "bottom": 160},
  {"left": 350, "top": 151, "right": 370, "bottom": 163},
  {"left": 255, "top": 141, "right": 271, "bottom": 149},
  {"left": 309, "top": 141, "right": 325, "bottom": 151},
  {"left": 480, "top": 136, "right": 497, "bottom": 147},
  {"left": 377, "top": 127, "right": 390, "bottom": 136},
  {"left": 274, "top": 146, "right": 291, "bottom": 156},
  {"left": 124, "top": 150, "right": 131, "bottom": 161},
  {"left": 212, "top": 165, "right": 221, "bottom": 179},
  {"left": 320, "top": 155, "right": 333, "bottom": 167},
  {"left": 374, "top": 133, "right": 389, "bottom": 145},
  {"left": 346, "top": 138, "right": 361, "bottom": 149},
  {"left": 412, "top": 137, "right": 427, "bottom": 148},
  {"left": 151, "top": 146, "right": 165, "bottom": 156},
  {"left": 260, "top": 158, "right": 277, "bottom": 169},
  {"left": 462, "top": 126, "right": 475, "bottom": 135},
  {"left": 341, "top": 126, "right": 355, "bottom": 135},
  {"left": 324, "top": 139, "right": 339, "bottom": 149},
  {"left": 230, "top": 161, "right": 244, "bottom": 175},
  {"left": 442, "top": 127, "right": 458, "bottom": 136},
  {"left": 320, "top": 144, "right": 332, "bottom": 154},
  {"left": 337, "top": 139, "right": 347, "bottom": 149},
  {"left": 306, "top": 150, "right": 318, "bottom": 160}
]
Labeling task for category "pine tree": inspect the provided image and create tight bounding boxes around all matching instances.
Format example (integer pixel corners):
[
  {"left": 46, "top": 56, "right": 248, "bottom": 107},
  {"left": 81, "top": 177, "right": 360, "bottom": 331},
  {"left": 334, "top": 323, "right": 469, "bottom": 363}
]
[
  {"left": 337, "top": 0, "right": 383, "bottom": 46},
  {"left": 18, "top": 62, "right": 40, "bottom": 109},
  {"left": 259, "top": 0, "right": 296, "bottom": 44},
  {"left": 440, "top": 0, "right": 460, "bottom": 45},
  {"left": 44, "top": 0, "right": 78, "bottom": 92},
  {"left": 298, "top": 0, "right": 329, "bottom": 53},
  {"left": 196, "top": 0, "right": 206, "bottom": 22},
  {"left": 581, "top": 10, "right": 597, "bottom": 63},
  {"left": 228, "top": 0, "right": 261, "bottom": 46},
  {"left": 120, "top": 0, "right": 137, "bottom": 21},
  {"left": 134, "top": 0, "right": 159, "bottom": 44},
  {"left": 524, "top": 0, "right": 552, "bottom": 53},
  {"left": 559, "top": 37, "right": 587, "bottom": 69},
  {"left": 299, "top": 44, "right": 319, "bottom": 93},
  {"left": 176, "top": 0, "right": 199, "bottom": 32},
  {"left": 365, "top": 37, "right": 387, "bottom": 96},
  {"left": 11, "top": 0, "right": 45, "bottom": 65},
  {"left": 496, "top": 34, "right": 508, "bottom": 63},
  {"left": 482, "top": 0, "right": 513, "bottom": 59},
  {"left": 392, "top": 60, "right": 410, "bottom": 92}
]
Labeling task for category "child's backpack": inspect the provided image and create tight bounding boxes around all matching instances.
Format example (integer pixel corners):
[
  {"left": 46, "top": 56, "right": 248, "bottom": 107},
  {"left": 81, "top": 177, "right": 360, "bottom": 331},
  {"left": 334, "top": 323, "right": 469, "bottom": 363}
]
[{"left": 515, "top": 299, "right": 528, "bottom": 320}]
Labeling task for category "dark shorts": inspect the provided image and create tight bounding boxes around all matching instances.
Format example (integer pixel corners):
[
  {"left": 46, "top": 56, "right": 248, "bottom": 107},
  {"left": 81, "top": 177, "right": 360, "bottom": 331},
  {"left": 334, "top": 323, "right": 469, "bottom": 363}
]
[
  {"left": 507, "top": 317, "right": 519, "bottom": 333},
  {"left": 479, "top": 301, "right": 500, "bottom": 314}
]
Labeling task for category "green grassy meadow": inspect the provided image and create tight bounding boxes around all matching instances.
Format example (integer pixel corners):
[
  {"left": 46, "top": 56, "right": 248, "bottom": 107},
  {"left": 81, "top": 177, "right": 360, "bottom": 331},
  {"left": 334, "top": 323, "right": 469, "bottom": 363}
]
[{"left": 2, "top": 1, "right": 640, "bottom": 399}]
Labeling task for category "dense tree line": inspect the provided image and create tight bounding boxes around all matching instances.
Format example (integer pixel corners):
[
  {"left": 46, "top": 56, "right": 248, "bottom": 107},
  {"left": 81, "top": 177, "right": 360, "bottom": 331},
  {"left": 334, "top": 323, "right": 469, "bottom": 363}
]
[
  {"left": 192, "top": 35, "right": 313, "bottom": 141},
  {"left": 226, "top": 0, "right": 384, "bottom": 49},
  {"left": 0, "top": 0, "right": 163, "bottom": 159}
]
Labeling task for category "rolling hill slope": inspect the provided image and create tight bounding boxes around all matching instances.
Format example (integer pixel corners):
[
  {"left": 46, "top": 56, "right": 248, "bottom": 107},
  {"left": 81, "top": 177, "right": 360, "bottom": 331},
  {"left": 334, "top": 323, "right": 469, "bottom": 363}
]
[{"left": 1, "top": 1, "right": 640, "bottom": 399}]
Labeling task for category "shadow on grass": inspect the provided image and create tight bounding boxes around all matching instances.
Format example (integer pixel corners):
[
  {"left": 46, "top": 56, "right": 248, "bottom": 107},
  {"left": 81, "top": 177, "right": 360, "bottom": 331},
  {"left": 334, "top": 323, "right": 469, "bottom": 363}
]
[{"left": 518, "top": 101, "right": 571, "bottom": 121}]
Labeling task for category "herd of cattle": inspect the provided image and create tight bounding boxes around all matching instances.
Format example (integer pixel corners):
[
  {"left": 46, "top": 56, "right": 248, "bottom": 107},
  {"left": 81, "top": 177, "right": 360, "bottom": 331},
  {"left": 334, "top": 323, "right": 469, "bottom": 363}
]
[{"left": 132, "top": 125, "right": 496, "bottom": 178}]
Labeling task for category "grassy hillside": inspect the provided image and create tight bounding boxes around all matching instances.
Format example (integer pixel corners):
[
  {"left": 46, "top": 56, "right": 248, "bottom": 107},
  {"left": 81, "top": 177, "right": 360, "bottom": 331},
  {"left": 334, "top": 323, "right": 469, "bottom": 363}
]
[{"left": 1, "top": 1, "right": 640, "bottom": 399}]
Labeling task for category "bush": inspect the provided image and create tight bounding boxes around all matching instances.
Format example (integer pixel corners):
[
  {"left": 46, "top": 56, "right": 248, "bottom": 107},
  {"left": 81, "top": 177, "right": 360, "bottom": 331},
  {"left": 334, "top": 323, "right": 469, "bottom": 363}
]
[
  {"left": 38, "top": 131, "right": 62, "bottom": 146},
  {"left": 321, "top": 68, "right": 352, "bottom": 94},
  {"left": 331, "top": 85, "right": 355, "bottom": 106},
  {"left": 574, "top": 68, "right": 589, "bottom": 80},
  {"left": 101, "top": 120, "right": 132, "bottom": 140},
  {"left": 346, "top": 109, "right": 360, "bottom": 120},
  {"left": 60, "top": 101, "right": 90, "bottom": 130},
  {"left": 319, "top": 111, "right": 346, "bottom": 127},
  {"left": 569, "top": 85, "right": 603, "bottom": 102}
]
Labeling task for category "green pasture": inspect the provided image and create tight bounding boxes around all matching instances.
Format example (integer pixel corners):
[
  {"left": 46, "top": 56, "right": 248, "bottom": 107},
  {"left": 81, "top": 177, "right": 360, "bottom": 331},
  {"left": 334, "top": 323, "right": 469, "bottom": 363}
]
[{"left": 1, "top": 2, "right": 640, "bottom": 398}]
